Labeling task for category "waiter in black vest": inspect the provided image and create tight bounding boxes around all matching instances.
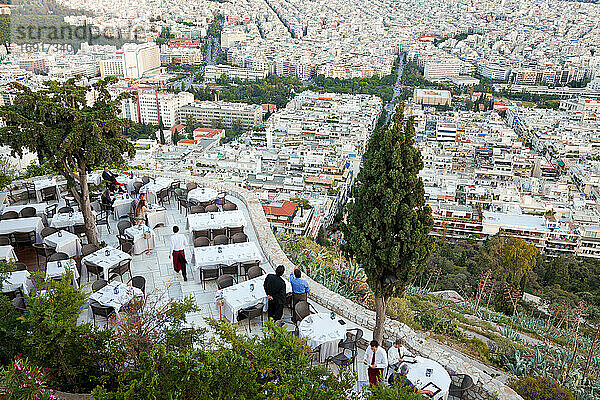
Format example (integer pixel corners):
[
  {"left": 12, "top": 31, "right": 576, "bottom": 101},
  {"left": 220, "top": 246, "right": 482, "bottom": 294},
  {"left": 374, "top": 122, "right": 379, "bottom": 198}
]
[{"left": 263, "top": 265, "right": 286, "bottom": 321}]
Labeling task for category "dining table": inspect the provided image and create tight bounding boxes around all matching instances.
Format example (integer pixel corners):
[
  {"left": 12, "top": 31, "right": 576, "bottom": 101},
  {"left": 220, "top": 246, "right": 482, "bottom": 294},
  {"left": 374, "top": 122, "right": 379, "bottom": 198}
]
[
  {"left": 140, "top": 177, "right": 173, "bottom": 204},
  {"left": 112, "top": 195, "right": 134, "bottom": 219},
  {"left": 187, "top": 187, "right": 218, "bottom": 204},
  {"left": 216, "top": 274, "right": 291, "bottom": 323},
  {"left": 404, "top": 356, "right": 451, "bottom": 400},
  {"left": 44, "top": 230, "right": 81, "bottom": 258},
  {"left": 46, "top": 259, "right": 79, "bottom": 287},
  {"left": 82, "top": 246, "right": 132, "bottom": 281},
  {"left": 33, "top": 178, "right": 60, "bottom": 202},
  {"left": 146, "top": 205, "right": 167, "bottom": 228},
  {"left": 116, "top": 174, "right": 142, "bottom": 193},
  {"left": 299, "top": 312, "right": 349, "bottom": 363},
  {"left": 0, "top": 216, "right": 44, "bottom": 242},
  {"left": 193, "top": 242, "right": 262, "bottom": 276},
  {"left": 2, "top": 270, "right": 33, "bottom": 296},
  {"left": 89, "top": 281, "right": 143, "bottom": 315},
  {"left": 1, "top": 203, "right": 48, "bottom": 218},
  {"left": 50, "top": 211, "right": 89, "bottom": 231},
  {"left": 186, "top": 210, "right": 246, "bottom": 238},
  {"left": 0, "top": 245, "right": 17, "bottom": 262},
  {"left": 125, "top": 224, "right": 156, "bottom": 254}
]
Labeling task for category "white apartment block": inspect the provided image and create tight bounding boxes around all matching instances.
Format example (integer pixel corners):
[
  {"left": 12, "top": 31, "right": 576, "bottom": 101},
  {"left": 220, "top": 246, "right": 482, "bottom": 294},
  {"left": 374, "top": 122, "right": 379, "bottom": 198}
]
[
  {"left": 424, "top": 59, "right": 461, "bottom": 81},
  {"left": 204, "top": 65, "right": 268, "bottom": 82},
  {"left": 99, "top": 58, "right": 124, "bottom": 77},
  {"left": 114, "top": 87, "right": 194, "bottom": 127},
  {"left": 179, "top": 101, "right": 264, "bottom": 130},
  {"left": 436, "top": 122, "right": 457, "bottom": 142},
  {"left": 414, "top": 89, "right": 452, "bottom": 106},
  {"left": 478, "top": 63, "right": 510, "bottom": 82},
  {"left": 100, "top": 43, "right": 160, "bottom": 80}
]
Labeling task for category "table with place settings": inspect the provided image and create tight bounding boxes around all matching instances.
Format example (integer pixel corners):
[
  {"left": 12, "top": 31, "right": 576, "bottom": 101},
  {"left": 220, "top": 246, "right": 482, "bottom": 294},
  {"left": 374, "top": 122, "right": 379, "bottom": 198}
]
[
  {"left": 33, "top": 178, "right": 60, "bottom": 202},
  {"left": 187, "top": 187, "right": 218, "bottom": 204},
  {"left": 112, "top": 195, "right": 134, "bottom": 219},
  {"left": 140, "top": 177, "right": 173, "bottom": 204},
  {"left": 124, "top": 224, "right": 156, "bottom": 255},
  {"left": 186, "top": 210, "right": 246, "bottom": 238},
  {"left": 2, "top": 270, "right": 33, "bottom": 296},
  {"left": 404, "top": 356, "right": 451, "bottom": 400},
  {"left": 89, "top": 281, "right": 143, "bottom": 315},
  {"left": 146, "top": 205, "right": 167, "bottom": 228},
  {"left": 50, "top": 211, "right": 88, "bottom": 230},
  {"left": 193, "top": 242, "right": 262, "bottom": 278},
  {"left": 1, "top": 203, "right": 48, "bottom": 218},
  {"left": 116, "top": 175, "right": 142, "bottom": 193},
  {"left": 216, "top": 275, "right": 291, "bottom": 323},
  {"left": 0, "top": 245, "right": 17, "bottom": 262},
  {"left": 46, "top": 259, "right": 79, "bottom": 287},
  {"left": 299, "top": 313, "right": 349, "bottom": 363},
  {"left": 87, "top": 171, "right": 103, "bottom": 186},
  {"left": 82, "top": 247, "right": 132, "bottom": 281},
  {"left": 0, "top": 217, "right": 44, "bottom": 242},
  {"left": 44, "top": 230, "right": 81, "bottom": 258}
]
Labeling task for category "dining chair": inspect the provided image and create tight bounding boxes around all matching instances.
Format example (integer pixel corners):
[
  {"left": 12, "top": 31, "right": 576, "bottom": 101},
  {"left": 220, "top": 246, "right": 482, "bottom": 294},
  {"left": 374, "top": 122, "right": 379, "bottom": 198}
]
[
  {"left": 193, "top": 237, "right": 210, "bottom": 247},
  {"left": 200, "top": 266, "right": 219, "bottom": 290},
  {"left": 246, "top": 265, "right": 264, "bottom": 280},
  {"left": 129, "top": 276, "right": 146, "bottom": 295},
  {"left": 231, "top": 232, "right": 248, "bottom": 243},
  {"left": 205, "top": 204, "right": 219, "bottom": 213},
  {"left": 48, "top": 252, "right": 69, "bottom": 262},
  {"left": 19, "top": 207, "right": 37, "bottom": 218},
  {"left": 213, "top": 235, "right": 229, "bottom": 246},
  {"left": 219, "top": 263, "right": 238, "bottom": 282},
  {"left": 108, "top": 259, "right": 132, "bottom": 282},
  {"left": 91, "top": 279, "right": 107, "bottom": 292},
  {"left": 84, "top": 261, "right": 104, "bottom": 282},
  {"left": 89, "top": 300, "right": 115, "bottom": 327},
  {"left": 1, "top": 211, "right": 18, "bottom": 220},
  {"left": 237, "top": 303, "right": 264, "bottom": 332},
  {"left": 216, "top": 274, "right": 235, "bottom": 289},
  {"left": 40, "top": 227, "right": 58, "bottom": 238},
  {"left": 223, "top": 202, "right": 237, "bottom": 211}
]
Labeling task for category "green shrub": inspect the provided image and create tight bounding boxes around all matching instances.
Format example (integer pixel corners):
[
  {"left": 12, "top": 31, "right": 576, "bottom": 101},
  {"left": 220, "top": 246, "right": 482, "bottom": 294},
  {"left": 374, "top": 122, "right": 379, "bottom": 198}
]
[
  {"left": 415, "top": 312, "right": 462, "bottom": 338},
  {"left": 511, "top": 376, "right": 574, "bottom": 400},
  {"left": 0, "top": 356, "right": 61, "bottom": 400},
  {"left": 387, "top": 298, "right": 415, "bottom": 327},
  {"left": 364, "top": 381, "right": 424, "bottom": 400}
]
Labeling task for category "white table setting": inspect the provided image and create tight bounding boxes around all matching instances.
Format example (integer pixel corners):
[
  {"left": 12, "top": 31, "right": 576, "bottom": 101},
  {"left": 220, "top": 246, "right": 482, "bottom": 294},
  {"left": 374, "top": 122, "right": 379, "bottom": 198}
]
[
  {"left": 0, "top": 216, "right": 44, "bottom": 242},
  {"left": 299, "top": 312, "right": 349, "bottom": 363},
  {"left": 89, "top": 281, "right": 143, "bottom": 315},
  {"left": 46, "top": 259, "right": 79, "bottom": 287},
  {"left": 82, "top": 246, "right": 132, "bottom": 281},
  {"left": 186, "top": 210, "right": 246, "bottom": 234},
  {"left": 34, "top": 178, "right": 60, "bottom": 202},
  {"left": 215, "top": 274, "right": 291, "bottom": 323},
  {"left": 403, "top": 356, "right": 451, "bottom": 400},
  {"left": 0, "top": 245, "right": 17, "bottom": 262},
  {"left": 2, "top": 203, "right": 48, "bottom": 217},
  {"left": 44, "top": 230, "right": 81, "bottom": 258},
  {"left": 112, "top": 194, "right": 134, "bottom": 219},
  {"left": 2, "top": 270, "right": 33, "bottom": 296},
  {"left": 187, "top": 187, "right": 218, "bottom": 204},
  {"left": 87, "top": 171, "right": 103, "bottom": 186},
  {"left": 50, "top": 211, "right": 88, "bottom": 230},
  {"left": 146, "top": 204, "right": 167, "bottom": 228},
  {"left": 193, "top": 242, "right": 262, "bottom": 273},
  {"left": 140, "top": 177, "right": 173, "bottom": 204},
  {"left": 124, "top": 224, "right": 156, "bottom": 255}
]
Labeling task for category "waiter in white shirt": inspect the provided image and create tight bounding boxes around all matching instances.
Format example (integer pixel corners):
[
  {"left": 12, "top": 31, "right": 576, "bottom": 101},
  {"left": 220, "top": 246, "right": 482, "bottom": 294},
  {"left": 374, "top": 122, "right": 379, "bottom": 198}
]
[
  {"left": 363, "top": 340, "right": 388, "bottom": 386},
  {"left": 169, "top": 225, "right": 189, "bottom": 281},
  {"left": 388, "top": 338, "right": 410, "bottom": 372}
]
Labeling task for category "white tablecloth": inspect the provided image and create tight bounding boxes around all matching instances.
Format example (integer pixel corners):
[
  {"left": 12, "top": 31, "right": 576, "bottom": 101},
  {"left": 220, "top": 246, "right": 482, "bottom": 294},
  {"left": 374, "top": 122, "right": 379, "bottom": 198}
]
[
  {"left": 50, "top": 211, "right": 86, "bottom": 229},
  {"left": 216, "top": 275, "right": 291, "bottom": 323},
  {"left": 188, "top": 187, "right": 218, "bottom": 204},
  {"left": 186, "top": 210, "right": 246, "bottom": 234},
  {"left": 299, "top": 313, "right": 348, "bottom": 363},
  {"left": 3, "top": 270, "right": 33, "bottom": 295},
  {"left": 0, "top": 217, "right": 44, "bottom": 242},
  {"left": 2, "top": 203, "right": 48, "bottom": 217},
  {"left": 89, "top": 281, "right": 143, "bottom": 314},
  {"left": 146, "top": 206, "right": 167, "bottom": 228},
  {"left": 82, "top": 246, "right": 132, "bottom": 281},
  {"left": 125, "top": 225, "right": 156, "bottom": 255},
  {"left": 112, "top": 196, "right": 134, "bottom": 218},
  {"left": 193, "top": 242, "right": 262, "bottom": 274},
  {"left": 44, "top": 231, "right": 81, "bottom": 258},
  {"left": 405, "top": 356, "right": 451, "bottom": 400},
  {"left": 34, "top": 178, "right": 60, "bottom": 202},
  {"left": 0, "top": 245, "right": 17, "bottom": 261},
  {"left": 140, "top": 177, "right": 173, "bottom": 204},
  {"left": 46, "top": 259, "right": 79, "bottom": 287}
]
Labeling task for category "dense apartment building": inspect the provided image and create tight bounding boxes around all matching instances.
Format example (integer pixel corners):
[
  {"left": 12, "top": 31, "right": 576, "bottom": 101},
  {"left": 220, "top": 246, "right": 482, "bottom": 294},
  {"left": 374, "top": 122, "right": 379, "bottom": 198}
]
[
  {"left": 424, "top": 59, "right": 461, "bottom": 81},
  {"left": 204, "top": 65, "right": 267, "bottom": 82},
  {"left": 100, "top": 43, "right": 161, "bottom": 79},
  {"left": 179, "top": 100, "right": 264, "bottom": 130}
]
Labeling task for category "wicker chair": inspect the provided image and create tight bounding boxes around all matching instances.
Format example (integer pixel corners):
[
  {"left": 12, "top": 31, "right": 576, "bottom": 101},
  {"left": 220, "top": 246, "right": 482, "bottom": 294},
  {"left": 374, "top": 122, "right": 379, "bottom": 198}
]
[
  {"left": 223, "top": 202, "right": 237, "bottom": 211},
  {"left": 186, "top": 182, "right": 198, "bottom": 191},
  {"left": 294, "top": 301, "right": 316, "bottom": 323},
  {"left": 189, "top": 205, "right": 205, "bottom": 214},
  {"left": 194, "top": 237, "right": 210, "bottom": 247},
  {"left": 219, "top": 263, "right": 238, "bottom": 282},
  {"left": 40, "top": 227, "right": 58, "bottom": 238},
  {"left": 1, "top": 211, "right": 18, "bottom": 220},
  {"left": 213, "top": 235, "right": 229, "bottom": 246},
  {"left": 108, "top": 259, "right": 132, "bottom": 282},
  {"left": 117, "top": 220, "right": 132, "bottom": 236},
  {"left": 217, "top": 274, "right": 235, "bottom": 289},
  {"left": 200, "top": 266, "right": 219, "bottom": 290},
  {"left": 231, "top": 232, "right": 248, "bottom": 243},
  {"left": 129, "top": 276, "right": 146, "bottom": 295},
  {"left": 89, "top": 300, "right": 114, "bottom": 327},
  {"left": 246, "top": 265, "right": 264, "bottom": 280},
  {"left": 81, "top": 243, "right": 100, "bottom": 257},
  {"left": 48, "top": 252, "right": 69, "bottom": 262},
  {"left": 19, "top": 207, "right": 37, "bottom": 218},
  {"left": 237, "top": 303, "right": 264, "bottom": 332},
  {"left": 205, "top": 204, "right": 219, "bottom": 213},
  {"left": 91, "top": 279, "right": 107, "bottom": 292}
]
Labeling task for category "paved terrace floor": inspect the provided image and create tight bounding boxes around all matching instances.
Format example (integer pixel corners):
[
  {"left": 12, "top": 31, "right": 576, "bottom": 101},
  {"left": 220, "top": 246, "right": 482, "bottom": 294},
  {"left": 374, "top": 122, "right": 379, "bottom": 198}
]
[{"left": 12, "top": 192, "right": 374, "bottom": 387}]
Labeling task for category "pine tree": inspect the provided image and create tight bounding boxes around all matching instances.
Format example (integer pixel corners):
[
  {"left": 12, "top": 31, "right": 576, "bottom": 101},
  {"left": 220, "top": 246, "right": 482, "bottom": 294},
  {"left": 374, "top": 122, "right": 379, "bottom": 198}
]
[
  {"left": 158, "top": 119, "right": 166, "bottom": 145},
  {"left": 342, "top": 104, "right": 433, "bottom": 342}
]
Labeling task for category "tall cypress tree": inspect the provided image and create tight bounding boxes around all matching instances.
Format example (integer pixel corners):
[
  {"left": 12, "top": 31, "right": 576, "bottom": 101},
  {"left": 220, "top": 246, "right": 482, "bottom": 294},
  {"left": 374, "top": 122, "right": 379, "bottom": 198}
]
[{"left": 342, "top": 104, "right": 433, "bottom": 342}]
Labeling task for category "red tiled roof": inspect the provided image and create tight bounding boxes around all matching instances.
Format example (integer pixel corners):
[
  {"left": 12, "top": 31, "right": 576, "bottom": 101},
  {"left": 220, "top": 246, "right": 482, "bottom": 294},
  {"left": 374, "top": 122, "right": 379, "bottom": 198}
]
[
  {"left": 193, "top": 128, "right": 224, "bottom": 138},
  {"left": 177, "top": 139, "right": 197, "bottom": 144},
  {"left": 262, "top": 200, "right": 298, "bottom": 217},
  {"left": 170, "top": 124, "right": 185, "bottom": 133}
]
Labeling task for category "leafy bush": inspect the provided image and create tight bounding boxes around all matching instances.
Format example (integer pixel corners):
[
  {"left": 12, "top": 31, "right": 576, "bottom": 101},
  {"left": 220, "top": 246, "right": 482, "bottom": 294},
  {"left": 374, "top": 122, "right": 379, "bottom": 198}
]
[
  {"left": 387, "top": 298, "right": 415, "bottom": 327},
  {"left": 0, "top": 356, "right": 60, "bottom": 400},
  {"left": 364, "top": 381, "right": 424, "bottom": 400},
  {"left": 511, "top": 376, "right": 574, "bottom": 400},
  {"left": 415, "top": 312, "right": 461, "bottom": 338}
]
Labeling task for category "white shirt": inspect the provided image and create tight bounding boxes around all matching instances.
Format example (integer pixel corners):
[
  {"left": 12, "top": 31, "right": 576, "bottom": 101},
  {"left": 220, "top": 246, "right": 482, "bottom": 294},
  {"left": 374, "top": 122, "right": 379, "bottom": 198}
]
[
  {"left": 388, "top": 345, "right": 409, "bottom": 366},
  {"left": 363, "top": 346, "right": 388, "bottom": 369},
  {"left": 169, "top": 232, "right": 188, "bottom": 254}
]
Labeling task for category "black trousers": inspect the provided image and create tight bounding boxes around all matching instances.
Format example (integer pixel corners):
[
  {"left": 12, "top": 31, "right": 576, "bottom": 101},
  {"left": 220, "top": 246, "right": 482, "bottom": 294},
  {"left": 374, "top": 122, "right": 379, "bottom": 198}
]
[{"left": 268, "top": 299, "right": 284, "bottom": 321}]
